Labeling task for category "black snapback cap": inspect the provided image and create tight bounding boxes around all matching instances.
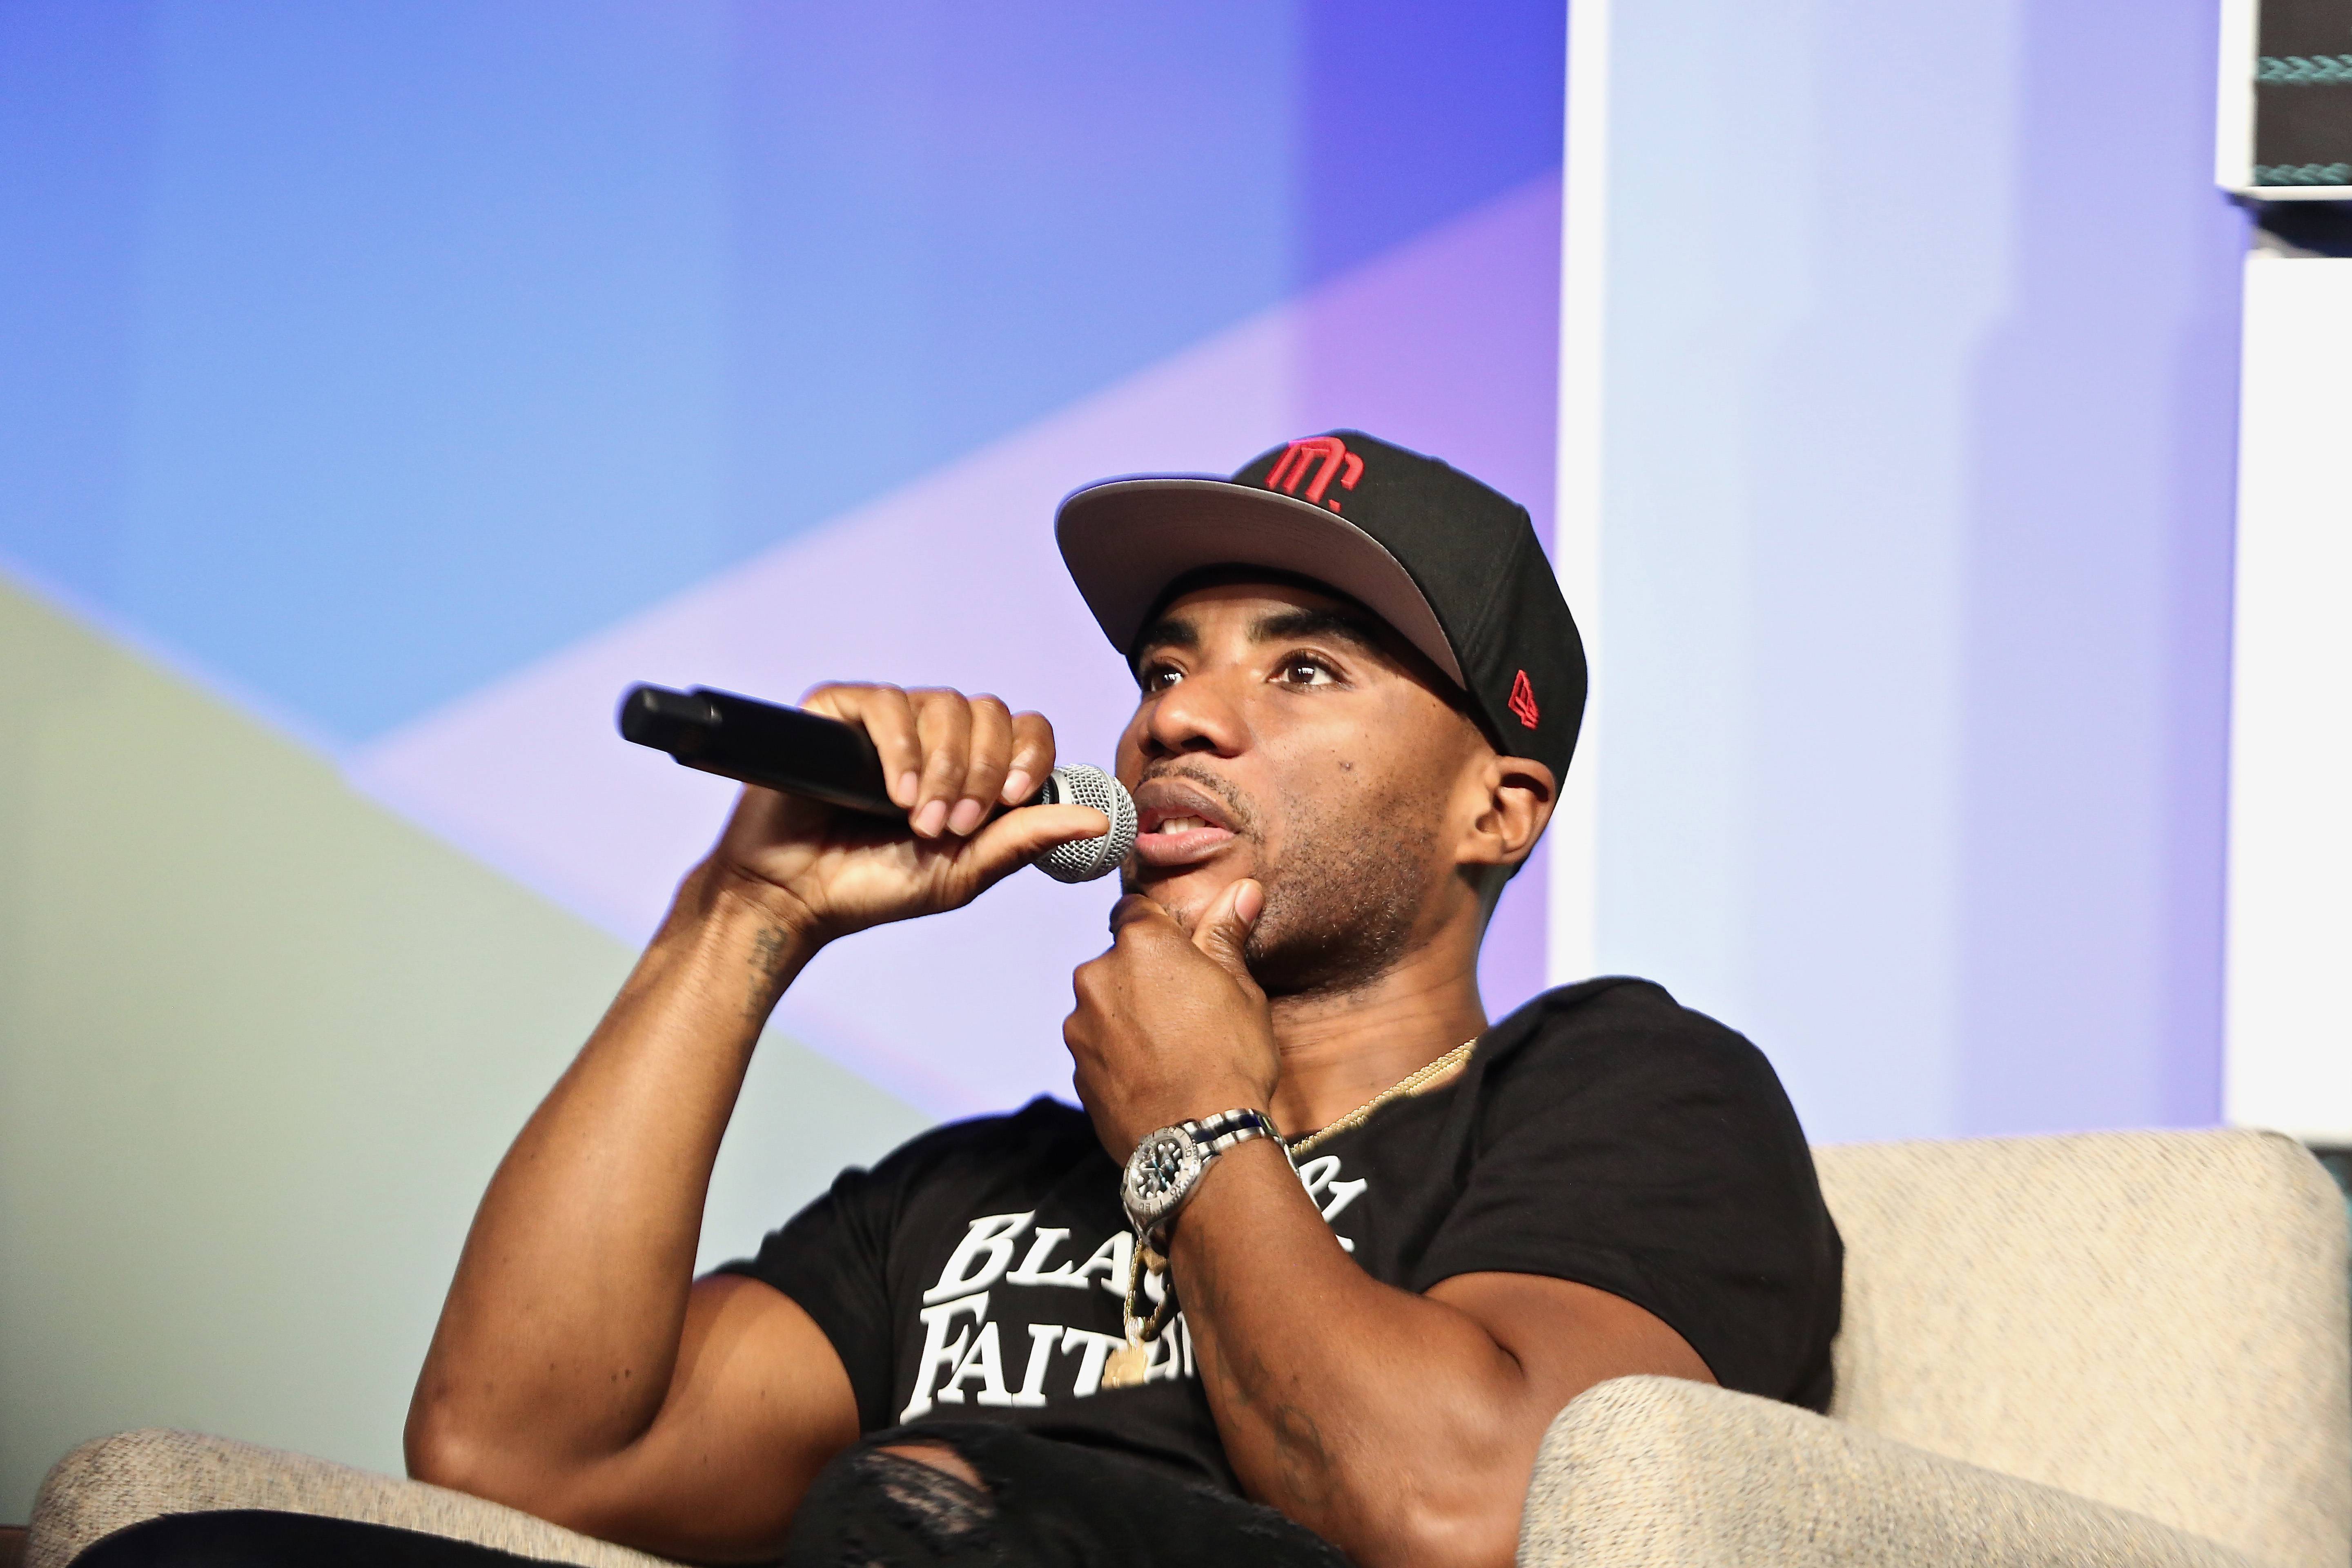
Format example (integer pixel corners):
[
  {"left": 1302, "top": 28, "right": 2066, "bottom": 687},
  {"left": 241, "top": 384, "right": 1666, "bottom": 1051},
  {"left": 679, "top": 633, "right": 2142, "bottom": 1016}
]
[{"left": 1055, "top": 430, "right": 1587, "bottom": 789}]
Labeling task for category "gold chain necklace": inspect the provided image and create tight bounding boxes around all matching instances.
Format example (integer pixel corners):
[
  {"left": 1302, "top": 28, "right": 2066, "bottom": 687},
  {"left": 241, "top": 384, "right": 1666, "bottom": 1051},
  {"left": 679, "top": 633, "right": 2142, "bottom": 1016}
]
[{"left": 1283, "top": 1036, "right": 1478, "bottom": 1159}]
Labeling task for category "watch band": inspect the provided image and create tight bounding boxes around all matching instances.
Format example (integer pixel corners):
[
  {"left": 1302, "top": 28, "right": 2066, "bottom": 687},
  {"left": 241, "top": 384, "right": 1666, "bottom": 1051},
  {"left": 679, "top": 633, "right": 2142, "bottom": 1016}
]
[{"left": 1189, "top": 1107, "right": 1279, "bottom": 1159}]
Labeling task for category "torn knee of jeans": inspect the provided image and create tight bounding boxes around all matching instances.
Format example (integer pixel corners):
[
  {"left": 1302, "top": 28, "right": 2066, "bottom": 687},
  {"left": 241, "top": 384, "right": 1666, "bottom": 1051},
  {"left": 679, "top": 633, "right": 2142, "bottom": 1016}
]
[
  {"left": 873, "top": 1441, "right": 989, "bottom": 1493},
  {"left": 860, "top": 1442, "right": 998, "bottom": 1542}
]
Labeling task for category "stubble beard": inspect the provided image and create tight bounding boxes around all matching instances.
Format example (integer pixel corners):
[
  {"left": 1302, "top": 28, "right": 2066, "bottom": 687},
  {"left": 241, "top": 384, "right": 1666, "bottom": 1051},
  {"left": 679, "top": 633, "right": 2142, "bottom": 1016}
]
[{"left": 1131, "top": 761, "right": 1446, "bottom": 1002}]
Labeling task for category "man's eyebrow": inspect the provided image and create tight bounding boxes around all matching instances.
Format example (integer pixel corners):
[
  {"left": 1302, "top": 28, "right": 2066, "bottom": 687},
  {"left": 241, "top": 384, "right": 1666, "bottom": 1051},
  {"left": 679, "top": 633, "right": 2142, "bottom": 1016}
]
[
  {"left": 1249, "top": 606, "right": 1390, "bottom": 655},
  {"left": 1130, "top": 615, "right": 1199, "bottom": 664},
  {"left": 1127, "top": 604, "right": 1394, "bottom": 672}
]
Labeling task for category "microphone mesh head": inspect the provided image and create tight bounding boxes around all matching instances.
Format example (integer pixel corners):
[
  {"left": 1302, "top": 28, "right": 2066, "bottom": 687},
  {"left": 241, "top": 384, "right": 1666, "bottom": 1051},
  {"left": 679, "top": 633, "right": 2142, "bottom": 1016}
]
[{"left": 1034, "top": 765, "right": 1137, "bottom": 883}]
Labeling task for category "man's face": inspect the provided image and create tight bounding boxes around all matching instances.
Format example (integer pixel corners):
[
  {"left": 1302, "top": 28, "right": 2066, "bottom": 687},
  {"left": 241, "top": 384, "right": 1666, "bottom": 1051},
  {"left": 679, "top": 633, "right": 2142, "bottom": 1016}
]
[{"left": 1114, "top": 577, "right": 1491, "bottom": 998}]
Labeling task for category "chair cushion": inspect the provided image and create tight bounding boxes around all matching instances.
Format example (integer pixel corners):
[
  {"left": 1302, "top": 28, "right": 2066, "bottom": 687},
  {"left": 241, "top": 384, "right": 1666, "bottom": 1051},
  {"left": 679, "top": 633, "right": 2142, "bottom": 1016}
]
[
  {"left": 28, "top": 1430, "right": 675, "bottom": 1568},
  {"left": 1816, "top": 1129, "right": 2350, "bottom": 1568},
  {"left": 1521, "top": 1374, "right": 2263, "bottom": 1568}
]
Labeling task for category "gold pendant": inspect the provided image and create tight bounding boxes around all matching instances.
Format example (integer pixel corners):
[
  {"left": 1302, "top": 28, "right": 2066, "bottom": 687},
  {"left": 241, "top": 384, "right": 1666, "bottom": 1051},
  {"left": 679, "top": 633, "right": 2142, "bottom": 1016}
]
[{"left": 1101, "top": 1335, "right": 1150, "bottom": 1389}]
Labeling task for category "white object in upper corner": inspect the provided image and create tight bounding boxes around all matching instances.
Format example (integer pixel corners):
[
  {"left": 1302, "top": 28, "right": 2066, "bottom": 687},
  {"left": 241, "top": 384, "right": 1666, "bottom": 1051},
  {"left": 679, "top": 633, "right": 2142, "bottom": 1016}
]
[{"left": 2224, "top": 251, "right": 2352, "bottom": 1141}]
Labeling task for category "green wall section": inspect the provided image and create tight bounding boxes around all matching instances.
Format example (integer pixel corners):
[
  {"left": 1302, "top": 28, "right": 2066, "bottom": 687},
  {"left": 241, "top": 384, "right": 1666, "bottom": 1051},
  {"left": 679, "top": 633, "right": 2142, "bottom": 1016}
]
[{"left": 0, "top": 579, "right": 927, "bottom": 1521}]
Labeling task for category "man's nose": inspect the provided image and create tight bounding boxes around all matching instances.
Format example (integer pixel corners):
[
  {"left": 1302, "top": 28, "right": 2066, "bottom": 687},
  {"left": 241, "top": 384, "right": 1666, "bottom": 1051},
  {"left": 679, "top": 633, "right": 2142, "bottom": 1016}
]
[{"left": 1143, "top": 671, "right": 1247, "bottom": 758}]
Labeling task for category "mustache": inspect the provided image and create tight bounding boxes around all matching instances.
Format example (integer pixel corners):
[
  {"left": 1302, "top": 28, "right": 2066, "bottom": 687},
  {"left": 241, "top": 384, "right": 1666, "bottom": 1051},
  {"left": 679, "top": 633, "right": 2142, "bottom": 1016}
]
[{"left": 1132, "top": 760, "right": 1259, "bottom": 837}]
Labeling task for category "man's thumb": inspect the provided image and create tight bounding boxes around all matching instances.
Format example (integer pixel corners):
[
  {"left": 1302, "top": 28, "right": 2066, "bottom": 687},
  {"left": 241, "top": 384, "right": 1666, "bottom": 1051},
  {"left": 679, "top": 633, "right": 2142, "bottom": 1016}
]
[{"left": 1194, "top": 878, "right": 1264, "bottom": 976}]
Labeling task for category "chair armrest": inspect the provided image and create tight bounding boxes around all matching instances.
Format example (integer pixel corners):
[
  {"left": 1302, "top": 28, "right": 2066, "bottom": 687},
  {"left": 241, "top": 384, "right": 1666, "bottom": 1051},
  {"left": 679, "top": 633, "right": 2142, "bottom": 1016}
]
[
  {"left": 28, "top": 1430, "right": 677, "bottom": 1568},
  {"left": 1517, "top": 1377, "right": 2261, "bottom": 1568}
]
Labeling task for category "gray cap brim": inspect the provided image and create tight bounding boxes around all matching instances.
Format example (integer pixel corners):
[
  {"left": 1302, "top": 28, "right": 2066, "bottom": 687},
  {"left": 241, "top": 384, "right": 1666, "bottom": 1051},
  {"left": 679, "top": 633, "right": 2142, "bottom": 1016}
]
[{"left": 1054, "top": 477, "right": 1466, "bottom": 688}]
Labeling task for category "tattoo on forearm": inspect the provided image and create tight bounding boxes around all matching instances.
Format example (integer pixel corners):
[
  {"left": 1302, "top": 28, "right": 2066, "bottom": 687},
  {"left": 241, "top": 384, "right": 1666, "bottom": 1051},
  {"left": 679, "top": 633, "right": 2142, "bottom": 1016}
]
[
  {"left": 745, "top": 926, "right": 791, "bottom": 1019},
  {"left": 1267, "top": 1399, "right": 1335, "bottom": 1503}
]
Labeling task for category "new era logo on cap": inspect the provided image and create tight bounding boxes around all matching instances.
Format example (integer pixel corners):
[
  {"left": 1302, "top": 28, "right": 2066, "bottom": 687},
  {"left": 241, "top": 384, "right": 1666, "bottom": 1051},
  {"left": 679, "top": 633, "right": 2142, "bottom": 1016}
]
[{"left": 1508, "top": 669, "right": 1540, "bottom": 730}]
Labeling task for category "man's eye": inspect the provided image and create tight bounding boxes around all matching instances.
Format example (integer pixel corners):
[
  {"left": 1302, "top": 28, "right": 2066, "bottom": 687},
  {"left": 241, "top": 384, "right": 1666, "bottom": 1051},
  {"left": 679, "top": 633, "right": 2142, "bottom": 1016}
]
[
  {"left": 1277, "top": 656, "right": 1335, "bottom": 686},
  {"left": 1141, "top": 665, "right": 1183, "bottom": 692}
]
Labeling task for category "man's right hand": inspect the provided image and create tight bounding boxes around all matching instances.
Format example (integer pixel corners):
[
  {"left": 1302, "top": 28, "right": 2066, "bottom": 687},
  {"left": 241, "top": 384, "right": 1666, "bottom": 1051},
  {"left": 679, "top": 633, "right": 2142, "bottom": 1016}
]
[{"left": 706, "top": 684, "right": 1113, "bottom": 945}]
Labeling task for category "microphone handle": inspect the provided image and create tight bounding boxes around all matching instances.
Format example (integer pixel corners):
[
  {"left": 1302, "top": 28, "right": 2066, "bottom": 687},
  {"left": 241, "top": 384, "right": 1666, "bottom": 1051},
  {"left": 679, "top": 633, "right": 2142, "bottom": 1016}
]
[{"left": 619, "top": 683, "right": 1043, "bottom": 818}]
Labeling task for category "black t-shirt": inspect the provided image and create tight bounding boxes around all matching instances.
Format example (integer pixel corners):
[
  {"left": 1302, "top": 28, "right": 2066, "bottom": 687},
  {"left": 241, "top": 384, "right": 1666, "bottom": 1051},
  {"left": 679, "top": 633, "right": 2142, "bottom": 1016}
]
[{"left": 719, "top": 978, "right": 1842, "bottom": 1490}]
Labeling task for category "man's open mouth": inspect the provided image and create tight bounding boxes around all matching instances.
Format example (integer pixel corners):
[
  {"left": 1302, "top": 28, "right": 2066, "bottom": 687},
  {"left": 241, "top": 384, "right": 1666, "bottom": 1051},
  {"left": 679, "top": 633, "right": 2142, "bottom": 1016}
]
[{"left": 1130, "top": 777, "right": 1242, "bottom": 869}]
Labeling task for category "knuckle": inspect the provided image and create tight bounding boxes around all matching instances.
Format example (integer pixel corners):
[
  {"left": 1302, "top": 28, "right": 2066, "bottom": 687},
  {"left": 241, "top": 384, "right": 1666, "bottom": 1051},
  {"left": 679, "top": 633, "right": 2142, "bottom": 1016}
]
[
  {"left": 801, "top": 681, "right": 864, "bottom": 715},
  {"left": 913, "top": 686, "right": 965, "bottom": 716}
]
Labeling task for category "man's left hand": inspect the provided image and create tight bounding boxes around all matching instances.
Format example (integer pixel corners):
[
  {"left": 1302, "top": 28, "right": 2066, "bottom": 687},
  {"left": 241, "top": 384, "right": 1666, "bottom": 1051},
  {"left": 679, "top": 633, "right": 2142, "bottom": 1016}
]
[{"left": 1064, "top": 880, "right": 1278, "bottom": 1157}]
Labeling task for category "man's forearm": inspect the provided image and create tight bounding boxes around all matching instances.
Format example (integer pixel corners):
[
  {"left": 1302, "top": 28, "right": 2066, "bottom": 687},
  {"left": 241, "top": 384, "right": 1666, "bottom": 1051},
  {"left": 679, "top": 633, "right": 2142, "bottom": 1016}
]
[
  {"left": 1171, "top": 1140, "right": 1540, "bottom": 1568},
  {"left": 406, "top": 861, "right": 818, "bottom": 1483}
]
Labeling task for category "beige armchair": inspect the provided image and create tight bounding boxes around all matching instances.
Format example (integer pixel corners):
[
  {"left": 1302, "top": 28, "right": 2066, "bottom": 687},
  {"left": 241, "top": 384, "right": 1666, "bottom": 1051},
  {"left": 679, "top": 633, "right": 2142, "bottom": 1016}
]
[
  {"left": 29, "top": 1129, "right": 2351, "bottom": 1567},
  {"left": 1522, "top": 1129, "right": 2350, "bottom": 1565}
]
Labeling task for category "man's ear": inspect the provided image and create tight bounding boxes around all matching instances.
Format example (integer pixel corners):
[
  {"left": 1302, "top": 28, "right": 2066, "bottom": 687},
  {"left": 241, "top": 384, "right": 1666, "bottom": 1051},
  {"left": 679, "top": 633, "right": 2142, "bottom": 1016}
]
[
  {"left": 1455, "top": 753, "right": 1555, "bottom": 927},
  {"left": 1452, "top": 752, "right": 1557, "bottom": 931},
  {"left": 1457, "top": 753, "right": 1557, "bottom": 874}
]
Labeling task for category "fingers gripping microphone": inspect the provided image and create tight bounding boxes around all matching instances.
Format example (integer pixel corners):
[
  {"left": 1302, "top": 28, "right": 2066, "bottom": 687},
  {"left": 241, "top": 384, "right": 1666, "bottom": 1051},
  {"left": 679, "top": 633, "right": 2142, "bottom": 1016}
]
[
  {"left": 1021, "top": 763, "right": 1137, "bottom": 884},
  {"left": 617, "top": 684, "right": 1138, "bottom": 884}
]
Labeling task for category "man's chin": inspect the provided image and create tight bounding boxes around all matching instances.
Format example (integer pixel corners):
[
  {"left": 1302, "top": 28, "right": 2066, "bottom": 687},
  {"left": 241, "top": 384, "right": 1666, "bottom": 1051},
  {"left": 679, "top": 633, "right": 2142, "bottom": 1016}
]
[{"left": 1123, "top": 861, "right": 1251, "bottom": 934}]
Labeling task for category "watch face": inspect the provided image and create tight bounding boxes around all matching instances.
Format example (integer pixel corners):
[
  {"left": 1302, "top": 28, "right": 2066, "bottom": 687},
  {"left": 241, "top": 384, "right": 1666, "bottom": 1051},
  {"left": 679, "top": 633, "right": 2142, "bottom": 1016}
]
[{"left": 1123, "top": 1126, "right": 1203, "bottom": 1225}]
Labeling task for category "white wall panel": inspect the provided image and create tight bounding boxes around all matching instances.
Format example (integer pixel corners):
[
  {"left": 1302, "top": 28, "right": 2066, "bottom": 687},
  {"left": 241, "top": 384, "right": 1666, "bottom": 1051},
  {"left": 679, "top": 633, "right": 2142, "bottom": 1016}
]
[{"left": 2225, "top": 252, "right": 2352, "bottom": 1139}]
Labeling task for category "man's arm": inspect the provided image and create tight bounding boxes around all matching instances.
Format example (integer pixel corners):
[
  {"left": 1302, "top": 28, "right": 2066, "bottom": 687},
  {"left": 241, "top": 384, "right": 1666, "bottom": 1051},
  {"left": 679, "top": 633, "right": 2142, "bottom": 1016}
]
[
  {"left": 405, "top": 866, "right": 851, "bottom": 1559},
  {"left": 1171, "top": 1142, "right": 1712, "bottom": 1568},
  {"left": 1063, "top": 885, "right": 1714, "bottom": 1568},
  {"left": 405, "top": 686, "right": 1104, "bottom": 1561}
]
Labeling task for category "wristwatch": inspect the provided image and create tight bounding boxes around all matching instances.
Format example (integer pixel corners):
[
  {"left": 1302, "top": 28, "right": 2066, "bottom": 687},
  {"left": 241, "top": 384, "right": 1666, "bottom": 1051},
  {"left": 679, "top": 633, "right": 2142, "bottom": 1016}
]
[{"left": 1121, "top": 1109, "right": 1280, "bottom": 1243}]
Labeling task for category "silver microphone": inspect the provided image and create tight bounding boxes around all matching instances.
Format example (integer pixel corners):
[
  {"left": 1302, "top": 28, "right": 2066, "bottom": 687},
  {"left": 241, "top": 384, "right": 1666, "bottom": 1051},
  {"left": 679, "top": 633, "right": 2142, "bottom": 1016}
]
[
  {"left": 618, "top": 684, "right": 1137, "bottom": 884},
  {"left": 1029, "top": 764, "right": 1138, "bottom": 883}
]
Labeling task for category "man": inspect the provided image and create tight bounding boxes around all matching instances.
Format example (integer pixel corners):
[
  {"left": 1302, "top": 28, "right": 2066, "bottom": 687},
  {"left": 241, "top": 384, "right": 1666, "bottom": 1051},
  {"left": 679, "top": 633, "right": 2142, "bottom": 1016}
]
[{"left": 405, "top": 432, "right": 1840, "bottom": 1568}]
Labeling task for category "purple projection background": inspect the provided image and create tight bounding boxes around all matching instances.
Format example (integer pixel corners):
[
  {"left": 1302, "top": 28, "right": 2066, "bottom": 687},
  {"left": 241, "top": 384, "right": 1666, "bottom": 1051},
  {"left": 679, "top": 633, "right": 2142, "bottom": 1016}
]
[{"left": 1, "top": 1, "right": 1568, "bottom": 1118}]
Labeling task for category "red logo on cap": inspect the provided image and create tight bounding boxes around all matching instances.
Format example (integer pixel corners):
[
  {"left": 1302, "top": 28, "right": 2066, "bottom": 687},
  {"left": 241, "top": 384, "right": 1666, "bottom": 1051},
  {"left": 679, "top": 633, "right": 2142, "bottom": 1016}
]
[
  {"left": 1266, "top": 436, "right": 1365, "bottom": 513},
  {"left": 1507, "top": 669, "right": 1540, "bottom": 730}
]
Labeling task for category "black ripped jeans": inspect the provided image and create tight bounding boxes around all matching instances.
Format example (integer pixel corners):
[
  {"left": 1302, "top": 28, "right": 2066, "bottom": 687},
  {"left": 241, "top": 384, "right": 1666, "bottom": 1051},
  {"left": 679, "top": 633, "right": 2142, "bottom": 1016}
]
[
  {"left": 784, "top": 1423, "right": 1352, "bottom": 1567},
  {"left": 68, "top": 1425, "right": 1351, "bottom": 1568}
]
